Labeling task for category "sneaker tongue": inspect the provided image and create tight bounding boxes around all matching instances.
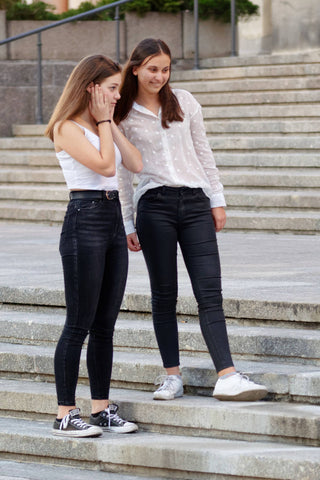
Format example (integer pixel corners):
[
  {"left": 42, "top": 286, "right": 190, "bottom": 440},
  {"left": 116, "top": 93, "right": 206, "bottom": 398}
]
[{"left": 69, "top": 408, "right": 81, "bottom": 418}]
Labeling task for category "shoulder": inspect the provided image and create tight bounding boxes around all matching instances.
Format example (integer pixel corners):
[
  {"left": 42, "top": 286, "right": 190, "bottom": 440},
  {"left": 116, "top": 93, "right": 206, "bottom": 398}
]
[
  {"left": 172, "top": 88, "right": 200, "bottom": 112},
  {"left": 53, "top": 120, "right": 85, "bottom": 149},
  {"left": 54, "top": 120, "right": 84, "bottom": 138}
]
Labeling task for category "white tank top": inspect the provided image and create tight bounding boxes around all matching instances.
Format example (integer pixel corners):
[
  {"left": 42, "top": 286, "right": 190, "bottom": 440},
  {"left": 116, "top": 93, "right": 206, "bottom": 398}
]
[{"left": 56, "top": 122, "right": 121, "bottom": 191}]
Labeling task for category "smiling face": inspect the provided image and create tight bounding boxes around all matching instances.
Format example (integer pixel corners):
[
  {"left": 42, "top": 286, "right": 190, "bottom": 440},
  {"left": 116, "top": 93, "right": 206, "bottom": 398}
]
[{"left": 133, "top": 52, "right": 171, "bottom": 97}]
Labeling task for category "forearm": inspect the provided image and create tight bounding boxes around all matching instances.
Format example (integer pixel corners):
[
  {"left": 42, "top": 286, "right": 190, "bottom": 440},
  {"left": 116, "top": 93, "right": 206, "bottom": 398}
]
[
  {"left": 97, "top": 122, "right": 116, "bottom": 177},
  {"left": 111, "top": 122, "right": 143, "bottom": 173}
]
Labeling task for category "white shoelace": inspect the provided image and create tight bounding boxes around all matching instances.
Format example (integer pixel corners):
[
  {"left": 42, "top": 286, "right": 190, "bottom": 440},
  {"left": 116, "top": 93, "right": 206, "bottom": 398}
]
[{"left": 60, "top": 413, "right": 88, "bottom": 430}]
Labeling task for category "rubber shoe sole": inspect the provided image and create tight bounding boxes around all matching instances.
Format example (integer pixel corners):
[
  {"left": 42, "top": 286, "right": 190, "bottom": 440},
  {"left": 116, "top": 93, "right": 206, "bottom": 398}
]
[{"left": 213, "top": 387, "right": 268, "bottom": 401}]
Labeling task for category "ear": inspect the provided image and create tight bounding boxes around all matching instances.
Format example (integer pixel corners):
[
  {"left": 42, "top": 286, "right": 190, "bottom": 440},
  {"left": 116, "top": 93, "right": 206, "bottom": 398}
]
[
  {"left": 86, "top": 81, "right": 94, "bottom": 93},
  {"left": 132, "top": 66, "right": 139, "bottom": 76}
]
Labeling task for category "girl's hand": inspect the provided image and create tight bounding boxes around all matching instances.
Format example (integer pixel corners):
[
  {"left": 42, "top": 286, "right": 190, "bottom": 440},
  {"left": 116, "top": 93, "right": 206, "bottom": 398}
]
[
  {"left": 127, "top": 233, "right": 141, "bottom": 252},
  {"left": 89, "top": 84, "right": 112, "bottom": 123},
  {"left": 211, "top": 207, "right": 226, "bottom": 232}
]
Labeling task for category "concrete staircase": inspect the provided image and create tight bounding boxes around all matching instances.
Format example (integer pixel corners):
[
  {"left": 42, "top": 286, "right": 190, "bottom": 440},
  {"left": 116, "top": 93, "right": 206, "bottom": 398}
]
[
  {"left": 0, "top": 219, "right": 320, "bottom": 479},
  {"left": 1, "top": 299, "right": 320, "bottom": 478},
  {"left": 0, "top": 52, "right": 320, "bottom": 232}
]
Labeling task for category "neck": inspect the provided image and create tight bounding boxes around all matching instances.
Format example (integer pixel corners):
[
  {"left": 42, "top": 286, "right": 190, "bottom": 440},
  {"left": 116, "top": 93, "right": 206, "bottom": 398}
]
[
  {"left": 73, "top": 110, "right": 97, "bottom": 132},
  {"left": 136, "top": 91, "right": 161, "bottom": 115}
]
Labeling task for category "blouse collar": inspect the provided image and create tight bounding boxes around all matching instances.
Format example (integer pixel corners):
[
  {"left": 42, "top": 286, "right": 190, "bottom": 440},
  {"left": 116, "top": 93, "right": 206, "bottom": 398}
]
[{"left": 133, "top": 101, "right": 161, "bottom": 119}]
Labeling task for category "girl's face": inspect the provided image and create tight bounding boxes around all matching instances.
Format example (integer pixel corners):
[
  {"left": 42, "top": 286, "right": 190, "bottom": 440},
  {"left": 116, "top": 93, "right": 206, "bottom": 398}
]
[
  {"left": 133, "top": 52, "right": 171, "bottom": 96},
  {"left": 99, "top": 73, "right": 122, "bottom": 109}
]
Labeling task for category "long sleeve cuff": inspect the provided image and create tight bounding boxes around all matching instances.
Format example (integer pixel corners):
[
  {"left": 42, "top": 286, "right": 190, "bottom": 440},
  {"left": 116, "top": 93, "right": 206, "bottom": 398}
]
[
  {"left": 210, "top": 192, "right": 227, "bottom": 208},
  {"left": 124, "top": 219, "right": 136, "bottom": 235}
]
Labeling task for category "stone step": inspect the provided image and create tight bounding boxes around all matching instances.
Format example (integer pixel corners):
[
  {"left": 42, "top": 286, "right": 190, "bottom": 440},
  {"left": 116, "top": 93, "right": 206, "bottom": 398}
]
[
  {"left": 225, "top": 189, "right": 320, "bottom": 209},
  {"left": 12, "top": 124, "right": 47, "bottom": 137},
  {"left": 0, "top": 204, "right": 319, "bottom": 232},
  {"left": 1, "top": 277, "right": 319, "bottom": 327},
  {"left": 1, "top": 342, "right": 319, "bottom": 402},
  {"left": 0, "top": 309, "right": 320, "bottom": 365},
  {"left": 0, "top": 461, "right": 152, "bottom": 480},
  {"left": 206, "top": 120, "right": 320, "bottom": 135},
  {"left": 0, "top": 167, "right": 64, "bottom": 183},
  {"left": 0, "top": 416, "right": 319, "bottom": 480},
  {"left": 0, "top": 201, "right": 66, "bottom": 222},
  {"left": 171, "top": 76, "right": 320, "bottom": 93},
  {"left": 12, "top": 120, "right": 320, "bottom": 137},
  {"left": 209, "top": 136, "right": 320, "bottom": 151},
  {"left": 1, "top": 308, "right": 319, "bottom": 366},
  {"left": 215, "top": 152, "right": 320, "bottom": 167},
  {"left": 194, "top": 90, "right": 320, "bottom": 107},
  {"left": 0, "top": 150, "right": 58, "bottom": 166},
  {"left": 1, "top": 166, "right": 319, "bottom": 188},
  {"left": 1, "top": 379, "right": 320, "bottom": 447},
  {"left": 203, "top": 104, "right": 320, "bottom": 119},
  {"left": 0, "top": 185, "right": 319, "bottom": 210},
  {"left": 171, "top": 62, "right": 320, "bottom": 81},
  {"left": 0, "top": 184, "right": 68, "bottom": 202},
  {"left": 224, "top": 209, "right": 320, "bottom": 234},
  {"left": 0, "top": 137, "right": 53, "bottom": 150},
  {"left": 219, "top": 169, "right": 320, "bottom": 188}
]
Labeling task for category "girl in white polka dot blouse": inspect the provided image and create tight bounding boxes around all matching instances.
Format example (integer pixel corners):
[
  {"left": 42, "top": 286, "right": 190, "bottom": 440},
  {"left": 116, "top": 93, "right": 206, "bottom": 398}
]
[{"left": 114, "top": 38, "right": 267, "bottom": 402}]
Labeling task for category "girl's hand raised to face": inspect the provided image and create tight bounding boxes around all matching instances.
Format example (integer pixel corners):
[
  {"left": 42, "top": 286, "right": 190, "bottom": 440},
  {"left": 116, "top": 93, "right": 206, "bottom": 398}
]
[{"left": 89, "top": 84, "right": 112, "bottom": 123}]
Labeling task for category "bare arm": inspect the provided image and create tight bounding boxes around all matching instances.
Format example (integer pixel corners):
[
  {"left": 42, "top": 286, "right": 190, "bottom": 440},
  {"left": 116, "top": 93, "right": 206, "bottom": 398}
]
[
  {"left": 111, "top": 122, "right": 143, "bottom": 174},
  {"left": 53, "top": 85, "right": 116, "bottom": 177}
]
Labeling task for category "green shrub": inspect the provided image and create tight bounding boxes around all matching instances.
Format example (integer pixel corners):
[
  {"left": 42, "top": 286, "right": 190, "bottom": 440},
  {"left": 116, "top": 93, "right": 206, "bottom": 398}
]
[{"left": 3, "top": 0, "right": 259, "bottom": 22}]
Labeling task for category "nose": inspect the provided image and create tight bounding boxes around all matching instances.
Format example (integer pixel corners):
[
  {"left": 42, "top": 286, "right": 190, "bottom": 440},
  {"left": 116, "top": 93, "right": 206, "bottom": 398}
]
[{"left": 115, "top": 91, "right": 121, "bottom": 100}]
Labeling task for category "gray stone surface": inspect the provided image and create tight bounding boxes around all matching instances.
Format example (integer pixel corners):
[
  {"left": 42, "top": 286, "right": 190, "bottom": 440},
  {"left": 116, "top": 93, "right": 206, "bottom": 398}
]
[
  {"left": 1, "top": 379, "right": 320, "bottom": 446},
  {"left": 0, "top": 222, "right": 319, "bottom": 312},
  {"left": 0, "top": 461, "right": 160, "bottom": 480},
  {"left": 1, "top": 341, "right": 319, "bottom": 399},
  {"left": 0, "top": 417, "right": 319, "bottom": 480},
  {"left": 1, "top": 308, "right": 320, "bottom": 365}
]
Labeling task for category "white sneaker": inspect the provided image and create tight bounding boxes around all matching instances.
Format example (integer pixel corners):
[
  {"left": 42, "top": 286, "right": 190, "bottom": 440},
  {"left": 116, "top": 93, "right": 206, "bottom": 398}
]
[
  {"left": 153, "top": 374, "right": 184, "bottom": 400},
  {"left": 213, "top": 373, "right": 268, "bottom": 401}
]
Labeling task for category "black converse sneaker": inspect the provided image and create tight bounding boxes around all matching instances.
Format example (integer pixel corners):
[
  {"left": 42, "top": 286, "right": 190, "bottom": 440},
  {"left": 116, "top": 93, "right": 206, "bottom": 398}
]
[
  {"left": 52, "top": 408, "right": 103, "bottom": 437},
  {"left": 89, "top": 404, "right": 138, "bottom": 433}
]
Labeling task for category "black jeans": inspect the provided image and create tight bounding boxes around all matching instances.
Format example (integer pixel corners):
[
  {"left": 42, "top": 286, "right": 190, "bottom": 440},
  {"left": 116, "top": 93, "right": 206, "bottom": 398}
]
[
  {"left": 136, "top": 186, "right": 234, "bottom": 372},
  {"left": 54, "top": 196, "right": 128, "bottom": 405}
]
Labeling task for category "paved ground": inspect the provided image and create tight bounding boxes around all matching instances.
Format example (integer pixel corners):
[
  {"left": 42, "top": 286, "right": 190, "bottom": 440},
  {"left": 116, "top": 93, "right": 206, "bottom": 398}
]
[{"left": 0, "top": 221, "right": 319, "bottom": 306}]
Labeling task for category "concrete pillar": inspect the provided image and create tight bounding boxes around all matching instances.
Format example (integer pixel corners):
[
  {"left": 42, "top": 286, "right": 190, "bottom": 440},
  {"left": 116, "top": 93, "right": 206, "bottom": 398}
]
[
  {"left": 272, "top": 0, "right": 320, "bottom": 53},
  {"left": 238, "top": 0, "right": 272, "bottom": 56},
  {"left": 0, "top": 10, "right": 7, "bottom": 60}
]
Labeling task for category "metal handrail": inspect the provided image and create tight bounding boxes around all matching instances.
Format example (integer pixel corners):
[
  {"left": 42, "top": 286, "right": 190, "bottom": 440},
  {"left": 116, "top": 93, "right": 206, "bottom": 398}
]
[
  {"left": 0, "top": 0, "right": 135, "bottom": 123},
  {"left": 0, "top": 0, "right": 237, "bottom": 123}
]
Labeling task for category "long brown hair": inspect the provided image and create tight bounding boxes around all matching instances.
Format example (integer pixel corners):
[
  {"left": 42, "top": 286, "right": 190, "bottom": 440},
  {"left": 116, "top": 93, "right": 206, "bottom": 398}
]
[
  {"left": 114, "top": 38, "right": 183, "bottom": 129},
  {"left": 45, "top": 54, "right": 121, "bottom": 141}
]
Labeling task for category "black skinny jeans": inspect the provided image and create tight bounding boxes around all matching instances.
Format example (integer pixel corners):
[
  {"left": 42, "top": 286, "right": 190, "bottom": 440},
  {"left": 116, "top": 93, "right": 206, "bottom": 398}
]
[
  {"left": 136, "top": 186, "right": 234, "bottom": 372},
  {"left": 54, "top": 195, "right": 128, "bottom": 405}
]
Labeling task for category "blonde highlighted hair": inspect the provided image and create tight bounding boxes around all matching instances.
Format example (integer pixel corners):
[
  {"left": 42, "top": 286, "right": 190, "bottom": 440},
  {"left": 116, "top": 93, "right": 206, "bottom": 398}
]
[{"left": 45, "top": 54, "right": 121, "bottom": 141}]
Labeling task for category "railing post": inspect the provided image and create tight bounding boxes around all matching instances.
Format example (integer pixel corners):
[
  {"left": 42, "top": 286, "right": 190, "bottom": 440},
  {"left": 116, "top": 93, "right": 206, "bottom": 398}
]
[
  {"left": 115, "top": 5, "right": 120, "bottom": 63},
  {"left": 193, "top": 0, "right": 199, "bottom": 69},
  {"left": 36, "top": 32, "right": 43, "bottom": 124},
  {"left": 231, "top": 0, "right": 237, "bottom": 56}
]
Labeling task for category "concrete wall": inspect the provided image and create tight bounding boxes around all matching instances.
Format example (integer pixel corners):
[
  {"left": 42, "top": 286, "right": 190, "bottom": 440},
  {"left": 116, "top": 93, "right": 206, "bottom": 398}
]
[
  {"left": 238, "top": 0, "right": 272, "bottom": 56},
  {"left": 0, "top": 60, "right": 76, "bottom": 137},
  {"left": 0, "top": 12, "right": 231, "bottom": 62},
  {"left": 6, "top": 20, "right": 126, "bottom": 61},
  {"left": 272, "top": 0, "right": 320, "bottom": 53},
  {"left": 238, "top": 0, "right": 320, "bottom": 56}
]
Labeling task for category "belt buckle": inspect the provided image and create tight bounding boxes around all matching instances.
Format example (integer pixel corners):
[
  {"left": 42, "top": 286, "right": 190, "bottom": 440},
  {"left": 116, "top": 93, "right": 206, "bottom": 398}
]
[{"left": 105, "top": 190, "right": 115, "bottom": 200}]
